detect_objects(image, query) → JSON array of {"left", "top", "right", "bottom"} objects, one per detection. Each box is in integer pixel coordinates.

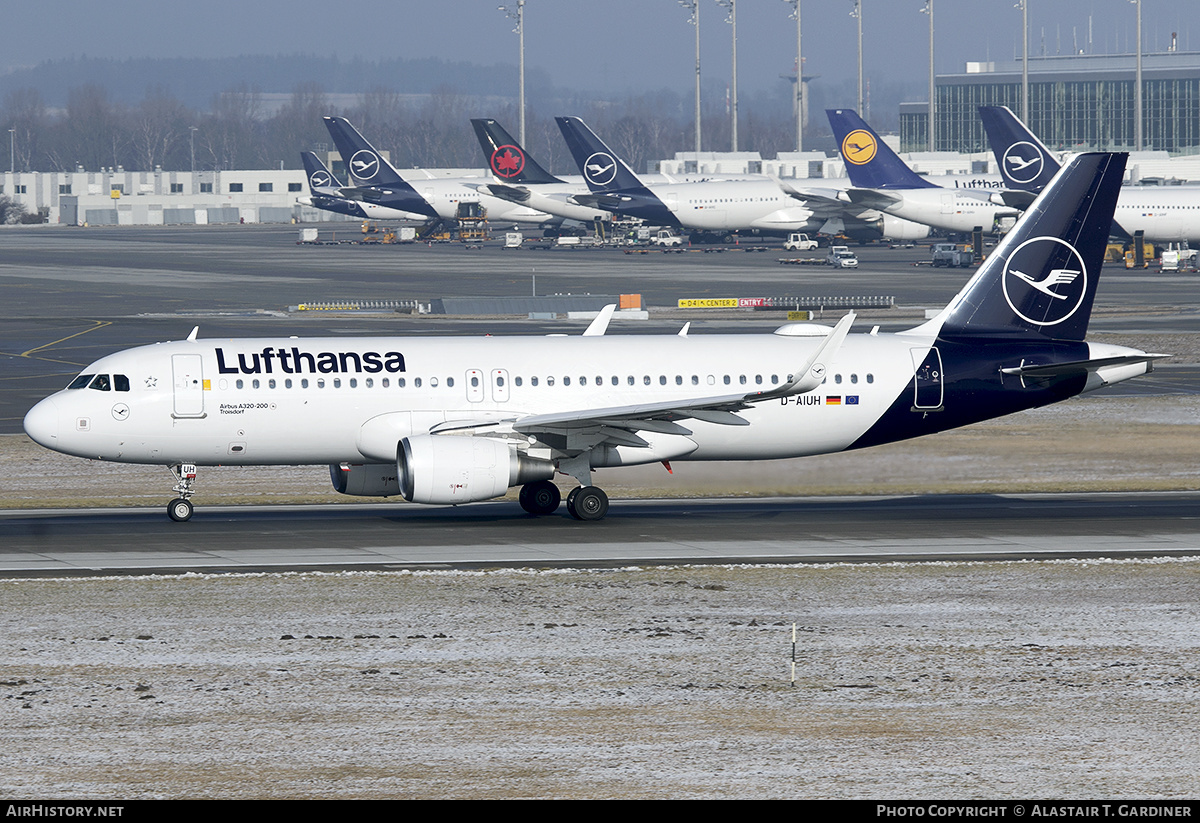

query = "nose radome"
[{"left": 23, "top": 397, "right": 60, "bottom": 449}]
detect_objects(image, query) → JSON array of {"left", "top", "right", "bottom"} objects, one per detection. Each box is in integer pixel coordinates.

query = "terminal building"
[
  {"left": 900, "top": 49, "right": 1200, "bottom": 155},
  {"left": 0, "top": 159, "right": 486, "bottom": 226}
]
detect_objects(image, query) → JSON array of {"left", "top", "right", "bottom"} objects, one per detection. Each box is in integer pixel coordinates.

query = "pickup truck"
[
  {"left": 650, "top": 229, "right": 684, "bottom": 247},
  {"left": 826, "top": 245, "right": 859, "bottom": 268},
  {"left": 784, "top": 233, "right": 818, "bottom": 251}
]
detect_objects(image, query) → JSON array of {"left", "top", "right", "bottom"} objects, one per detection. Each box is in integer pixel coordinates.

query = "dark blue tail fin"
[
  {"left": 322, "top": 116, "right": 437, "bottom": 218},
  {"left": 323, "top": 116, "right": 413, "bottom": 189},
  {"left": 554, "top": 116, "right": 648, "bottom": 193},
  {"left": 301, "top": 151, "right": 342, "bottom": 192},
  {"left": 937, "top": 152, "right": 1126, "bottom": 342},
  {"left": 979, "top": 106, "right": 1060, "bottom": 192},
  {"left": 826, "top": 109, "right": 938, "bottom": 190},
  {"left": 471, "top": 119, "right": 562, "bottom": 185}
]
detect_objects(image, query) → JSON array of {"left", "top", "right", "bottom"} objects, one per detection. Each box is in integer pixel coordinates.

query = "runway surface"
[{"left": 2, "top": 491, "right": 1198, "bottom": 575}]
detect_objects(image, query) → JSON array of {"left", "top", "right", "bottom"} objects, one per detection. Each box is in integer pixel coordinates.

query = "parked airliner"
[
  {"left": 980, "top": 105, "right": 1200, "bottom": 244},
  {"left": 470, "top": 118, "right": 612, "bottom": 224},
  {"left": 827, "top": 109, "right": 1023, "bottom": 235},
  {"left": 298, "top": 151, "right": 428, "bottom": 221},
  {"left": 555, "top": 116, "right": 822, "bottom": 235},
  {"left": 323, "top": 116, "right": 557, "bottom": 228},
  {"left": 23, "top": 153, "right": 1161, "bottom": 522}
]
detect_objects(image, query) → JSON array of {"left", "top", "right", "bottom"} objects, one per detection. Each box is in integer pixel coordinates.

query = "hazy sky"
[{"left": 4, "top": 0, "right": 1196, "bottom": 97}]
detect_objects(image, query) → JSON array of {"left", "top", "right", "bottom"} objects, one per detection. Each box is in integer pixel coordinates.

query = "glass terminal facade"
[{"left": 900, "top": 52, "right": 1200, "bottom": 155}]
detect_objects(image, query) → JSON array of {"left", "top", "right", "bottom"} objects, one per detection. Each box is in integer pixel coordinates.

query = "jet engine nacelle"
[
  {"left": 398, "top": 435, "right": 554, "bottom": 505},
  {"left": 329, "top": 463, "right": 402, "bottom": 497},
  {"left": 879, "top": 214, "right": 931, "bottom": 241}
]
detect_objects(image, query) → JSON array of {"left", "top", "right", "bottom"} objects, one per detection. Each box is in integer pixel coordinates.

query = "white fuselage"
[
  {"left": 1114, "top": 186, "right": 1200, "bottom": 243},
  {"left": 875, "top": 187, "right": 1018, "bottom": 234},
  {"left": 24, "top": 331, "right": 926, "bottom": 469},
  {"left": 406, "top": 176, "right": 554, "bottom": 225}
]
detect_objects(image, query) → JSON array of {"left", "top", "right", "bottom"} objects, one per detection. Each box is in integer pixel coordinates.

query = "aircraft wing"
[
  {"left": 432, "top": 313, "right": 855, "bottom": 449},
  {"left": 988, "top": 189, "right": 1039, "bottom": 210},
  {"left": 479, "top": 183, "right": 532, "bottom": 204},
  {"left": 838, "top": 188, "right": 903, "bottom": 209}
]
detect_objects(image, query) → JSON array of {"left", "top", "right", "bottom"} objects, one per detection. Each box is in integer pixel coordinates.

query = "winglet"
[
  {"left": 749, "top": 312, "right": 855, "bottom": 400},
  {"left": 583, "top": 304, "right": 616, "bottom": 337}
]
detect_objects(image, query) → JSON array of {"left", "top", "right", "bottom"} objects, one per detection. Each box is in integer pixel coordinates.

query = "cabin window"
[
  {"left": 611, "top": 376, "right": 619, "bottom": 386},
  {"left": 723, "top": 375, "right": 731, "bottom": 385},
  {"left": 236, "top": 379, "right": 244, "bottom": 389},
  {"left": 772, "top": 374, "right": 779, "bottom": 384},
  {"left": 365, "top": 378, "right": 373, "bottom": 388},
  {"left": 707, "top": 375, "right": 715, "bottom": 385},
  {"left": 68, "top": 374, "right": 95, "bottom": 389},
  {"left": 515, "top": 376, "right": 523, "bottom": 387},
  {"left": 447, "top": 377, "right": 454, "bottom": 387},
  {"left": 595, "top": 376, "right": 602, "bottom": 386},
  {"left": 317, "top": 378, "right": 325, "bottom": 388},
  {"left": 850, "top": 374, "right": 858, "bottom": 384},
  {"left": 414, "top": 378, "right": 421, "bottom": 388},
  {"left": 755, "top": 375, "right": 763, "bottom": 385},
  {"left": 285, "top": 379, "right": 293, "bottom": 389},
  {"left": 546, "top": 376, "right": 554, "bottom": 386},
  {"left": 430, "top": 377, "right": 439, "bottom": 387},
  {"left": 692, "top": 375, "right": 699, "bottom": 385},
  {"left": 398, "top": 378, "right": 406, "bottom": 388},
  {"left": 382, "top": 378, "right": 389, "bottom": 388},
  {"left": 252, "top": 379, "right": 261, "bottom": 389},
  {"left": 301, "top": 378, "right": 309, "bottom": 389},
  {"left": 493, "top": 376, "right": 502, "bottom": 388},
  {"left": 676, "top": 375, "right": 683, "bottom": 385},
  {"left": 643, "top": 375, "right": 651, "bottom": 386},
  {"left": 835, "top": 374, "right": 843, "bottom": 384},
  {"left": 332, "top": 378, "right": 341, "bottom": 388},
  {"left": 628, "top": 376, "right": 635, "bottom": 386},
  {"left": 268, "top": 379, "right": 276, "bottom": 389},
  {"left": 531, "top": 376, "right": 539, "bottom": 387},
  {"left": 739, "top": 375, "right": 747, "bottom": 385},
  {"left": 659, "top": 375, "right": 667, "bottom": 386},
  {"left": 564, "top": 376, "right": 571, "bottom": 386},
  {"left": 866, "top": 374, "right": 874, "bottom": 384}
]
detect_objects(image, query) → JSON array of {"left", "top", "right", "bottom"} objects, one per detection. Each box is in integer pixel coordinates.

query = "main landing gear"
[
  {"left": 167, "top": 462, "right": 197, "bottom": 522},
  {"left": 518, "top": 480, "right": 609, "bottom": 521}
]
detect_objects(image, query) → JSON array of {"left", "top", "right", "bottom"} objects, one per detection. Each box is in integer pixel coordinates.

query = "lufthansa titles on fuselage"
[{"left": 215, "top": 347, "right": 406, "bottom": 376}]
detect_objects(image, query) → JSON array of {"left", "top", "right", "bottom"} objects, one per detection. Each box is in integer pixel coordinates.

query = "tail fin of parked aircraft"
[
  {"left": 323, "top": 116, "right": 413, "bottom": 190},
  {"left": 471, "top": 119, "right": 562, "bottom": 185},
  {"left": 554, "top": 116, "right": 649, "bottom": 193},
  {"left": 935, "top": 152, "right": 1125, "bottom": 342},
  {"left": 301, "top": 151, "right": 342, "bottom": 192},
  {"left": 826, "top": 109, "right": 938, "bottom": 190},
  {"left": 979, "top": 106, "right": 1061, "bottom": 193}
]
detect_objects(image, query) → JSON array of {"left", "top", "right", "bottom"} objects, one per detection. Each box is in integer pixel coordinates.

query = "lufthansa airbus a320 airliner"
[{"left": 24, "top": 153, "right": 1162, "bottom": 522}]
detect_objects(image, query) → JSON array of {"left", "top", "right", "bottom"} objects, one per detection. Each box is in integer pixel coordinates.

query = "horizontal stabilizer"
[{"left": 1000, "top": 353, "right": 1168, "bottom": 377}]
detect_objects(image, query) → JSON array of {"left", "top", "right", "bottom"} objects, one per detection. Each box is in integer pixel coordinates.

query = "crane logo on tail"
[
  {"left": 841, "top": 130, "right": 877, "bottom": 165},
  {"left": 1002, "top": 236, "right": 1088, "bottom": 326},
  {"left": 1002, "top": 142, "right": 1045, "bottom": 184},
  {"left": 349, "top": 150, "right": 380, "bottom": 181},
  {"left": 584, "top": 152, "right": 617, "bottom": 186},
  {"left": 309, "top": 171, "right": 332, "bottom": 188}
]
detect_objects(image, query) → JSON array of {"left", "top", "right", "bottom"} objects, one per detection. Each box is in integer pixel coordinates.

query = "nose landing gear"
[{"left": 167, "top": 463, "right": 198, "bottom": 522}]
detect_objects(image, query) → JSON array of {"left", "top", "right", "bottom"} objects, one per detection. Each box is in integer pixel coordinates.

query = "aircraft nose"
[{"left": 23, "top": 397, "right": 60, "bottom": 449}]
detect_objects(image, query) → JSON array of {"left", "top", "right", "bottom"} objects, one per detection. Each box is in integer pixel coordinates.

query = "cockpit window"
[
  {"left": 88, "top": 374, "right": 111, "bottom": 392},
  {"left": 68, "top": 374, "right": 95, "bottom": 389},
  {"left": 114, "top": 374, "right": 130, "bottom": 392}
]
